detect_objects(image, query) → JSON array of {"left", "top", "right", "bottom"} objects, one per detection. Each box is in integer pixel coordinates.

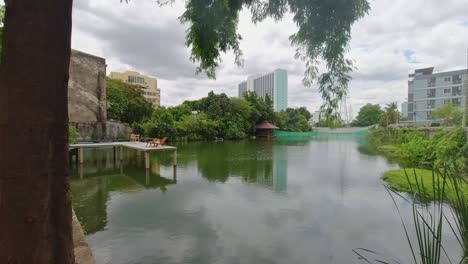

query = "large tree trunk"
[{"left": 0, "top": 0, "right": 75, "bottom": 263}]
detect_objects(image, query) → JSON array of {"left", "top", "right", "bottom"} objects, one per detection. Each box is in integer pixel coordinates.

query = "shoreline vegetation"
[
  {"left": 366, "top": 126, "right": 467, "bottom": 172},
  {"left": 361, "top": 126, "right": 468, "bottom": 263},
  {"left": 364, "top": 127, "right": 467, "bottom": 202},
  {"left": 383, "top": 168, "right": 468, "bottom": 203},
  {"left": 107, "top": 78, "right": 313, "bottom": 141}
]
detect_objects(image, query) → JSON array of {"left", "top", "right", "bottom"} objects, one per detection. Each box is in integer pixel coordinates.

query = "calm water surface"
[{"left": 70, "top": 136, "right": 459, "bottom": 264}]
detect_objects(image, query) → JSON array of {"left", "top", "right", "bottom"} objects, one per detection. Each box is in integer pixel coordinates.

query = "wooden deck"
[{"left": 70, "top": 141, "right": 177, "bottom": 169}]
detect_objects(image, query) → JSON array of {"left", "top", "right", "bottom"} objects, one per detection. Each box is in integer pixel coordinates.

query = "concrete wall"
[
  {"left": 106, "top": 120, "right": 132, "bottom": 139},
  {"left": 68, "top": 50, "right": 107, "bottom": 139}
]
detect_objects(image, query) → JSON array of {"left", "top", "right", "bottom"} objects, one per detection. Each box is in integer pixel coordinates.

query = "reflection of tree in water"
[
  {"left": 70, "top": 176, "right": 108, "bottom": 235},
  {"left": 69, "top": 148, "right": 177, "bottom": 234},
  {"left": 191, "top": 141, "right": 287, "bottom": 192},
  {"left": 194, "top": 141, "right": 273, "bottom": 183}
]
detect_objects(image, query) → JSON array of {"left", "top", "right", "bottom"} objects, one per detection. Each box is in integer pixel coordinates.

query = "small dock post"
[
  {"left": 145, "top": 169, "right": 150, "bottom": 185},
  {"left": 119, "top": 146, "right": 123, "bottom": 161},
  {"left": 79, "top": 164, "right": 84, "bottom": 179},
  {"left": 144, "top": 151, "right": 150, "bottom": 169},
  {"left": 173, "top": 150, "right": 177, "bottom": 166},
  {"left": 78, "top": 148, "right": 84, "bottom": 164}
]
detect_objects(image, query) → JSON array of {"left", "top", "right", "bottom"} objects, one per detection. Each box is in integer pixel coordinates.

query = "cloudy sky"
[{"left": 69, "top": 0, "right": 468, "bottom": 117}]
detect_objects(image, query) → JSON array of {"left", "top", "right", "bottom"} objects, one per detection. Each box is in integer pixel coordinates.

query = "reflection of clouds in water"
[{"left": 74, "top": 140, "right": 460, "bottom": 264}]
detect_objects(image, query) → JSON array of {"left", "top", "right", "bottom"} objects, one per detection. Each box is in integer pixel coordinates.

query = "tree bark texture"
[{"left": 0, "top": 0, "right": 75, "bottom": 263}]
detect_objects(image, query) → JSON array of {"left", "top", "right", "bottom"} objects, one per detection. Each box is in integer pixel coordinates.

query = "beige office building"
[{"left": 110, "top": 70, "right": 161, "bottom": 108}]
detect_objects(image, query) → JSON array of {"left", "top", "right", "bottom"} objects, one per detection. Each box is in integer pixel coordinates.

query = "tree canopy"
[
  {"left": 431, "top": 103, "right": 463, "bottom": 126},
  {"left": 352, "top": 103, "right": 383, "bottom": 127},
  {"left": 106, "top": 78, "right": 153, "bottom": 124},
  {"left": 135, "top": 91, "right": 311, "bottom": 140},
  {"left": 275, "top": 108, "right": 312, "bottom": 132},
  {"left": 162, "top": 0, "right": 370, "bottom": 124},
  {"left": 379, "top": 102, "right": 399, "bottom": 127}
]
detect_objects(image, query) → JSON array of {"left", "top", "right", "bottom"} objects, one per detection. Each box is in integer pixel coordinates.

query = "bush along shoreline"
[
  {"left": 106, "top": 78, "right": 314, "bottom": 141},
  {"left": 365, "top": 127, "right": 467, "bottom": 202},
  {"left": 358, "top": 127, "right": 468, "bottom": 263},
  {"left": 367, "top": 127, "right": 467, "bottom": 170}
]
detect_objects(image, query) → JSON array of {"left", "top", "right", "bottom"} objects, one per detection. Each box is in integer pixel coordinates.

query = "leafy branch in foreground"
[
  {"left": 178, "top": 0, "right": 370, "bottom": 124},
  {"left": 121, "top": 0, "right": 370, "bottom": 125}
]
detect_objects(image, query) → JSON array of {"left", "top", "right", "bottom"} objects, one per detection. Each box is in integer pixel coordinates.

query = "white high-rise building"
[{"left": 238, "top": 69, "right": 288, "bottom": 112}]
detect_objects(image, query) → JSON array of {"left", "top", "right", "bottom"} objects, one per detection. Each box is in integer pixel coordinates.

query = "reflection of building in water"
[
  {"left": 253, "top": 144, "right": 288, "bottom": 193},
  {"left": 273, "top": 145, "right": 287, "bottom": 193}
]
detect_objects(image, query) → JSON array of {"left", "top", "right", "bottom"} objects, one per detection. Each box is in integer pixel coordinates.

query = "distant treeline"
[{"left": 106, "top": 78, "right": 312, "bottom": 140}]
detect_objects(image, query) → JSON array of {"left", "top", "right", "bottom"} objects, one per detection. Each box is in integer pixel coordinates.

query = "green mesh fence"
[{"left": 273, "top": 129, "right": 368, "bottom": 144}]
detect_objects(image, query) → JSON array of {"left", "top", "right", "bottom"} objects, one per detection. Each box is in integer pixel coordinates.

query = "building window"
[
  {"left": 452, "top": 98, "right": 461, "bottom": 106},
  {"left": 444, "top": 77, "right": 452, "bottom": 82},
  {"left": 128, "top": 76, "right": 145, "bottom": 85},
  {"left": 427, "top": 100, "right": 435, "bottom": 109},
  {"left": 444, "top": 88, "right": 451, "bottom": 94},
  {"left": 427, "top": 77, "right": 436, "bottom": 87},
  {"left": 452, "top": 86, "right": 461, "bottom": 96},
  {"left": 452, "top": 74, "right": 462, "bottom": 84},
  {"left": 408, "top": 93, "right": 414, "bottom": 102},
  {"left": 427, "top": 89, "right": 436, "bottom": 98}
]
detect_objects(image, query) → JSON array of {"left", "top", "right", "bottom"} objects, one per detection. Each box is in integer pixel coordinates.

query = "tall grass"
[
  {"left": 355, "top": 167, "right": 467, "bottom": 264},
  {"left": 444, "top": 166, "right": 468, "bottom": 261}
]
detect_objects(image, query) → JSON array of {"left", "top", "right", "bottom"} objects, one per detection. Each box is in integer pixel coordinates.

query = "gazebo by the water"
[{"left": 255, "top": 121, "right": 279, "bottom": 140}]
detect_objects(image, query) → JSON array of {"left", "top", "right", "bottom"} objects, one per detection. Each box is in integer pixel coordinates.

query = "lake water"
[{"left": 70, "top": 136, "right": 460, "bottom": 264}]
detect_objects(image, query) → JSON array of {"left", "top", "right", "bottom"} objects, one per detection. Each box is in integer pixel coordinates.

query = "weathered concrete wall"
[
  {"left": 68, "top": 50, "right": 107, "bottom": 139},
  {"left": 73, "top": 209, "right": 95, "bottom": 264},
  {"left": 69, "top": 121, "right": 106, "bottom": 141},
  {"left": 106, "top": 120, "right": 132, "bottom": 139}
]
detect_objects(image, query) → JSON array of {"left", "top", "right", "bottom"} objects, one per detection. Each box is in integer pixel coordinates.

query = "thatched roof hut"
[{"left": 255, "top": 121, "right": 279, "bottom": 140}]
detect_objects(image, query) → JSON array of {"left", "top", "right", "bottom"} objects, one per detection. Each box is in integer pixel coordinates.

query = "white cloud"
[{"left": 69, "top": 0, "right": 468, "bottom": 117}]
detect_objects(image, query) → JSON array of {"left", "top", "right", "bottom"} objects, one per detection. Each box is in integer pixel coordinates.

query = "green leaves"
[
  {"left": 68, "top": 125, "right": 80, "bottom": 144},
  {"left": 353, "top": 104, "right": 383, "bottom": 127},
  {"left": 0, "top": 4, "right": 4, "bottom": 27},
  {"left": 181, "top": 0, "right": 370, "bottom": 122},
  {"left": 180, "top": 0, "right": 244, "bottom": 79},
  {"left": 275, "top": 107, "right": 312, "bottom": 132},
  {"left": 106, "top": 78, "right": 153, "bottom": 124},
  {"left": 430, "top": 103, "right": 463, "bottom": 126}
]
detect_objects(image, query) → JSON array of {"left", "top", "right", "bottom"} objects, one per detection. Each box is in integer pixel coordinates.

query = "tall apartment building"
[
  {"left": 238, "top": 69, "right": 288, "bottom": 112},
  {"left": 110, "top": 70, "right": 161, "bottom": 108},
  {"left": 407, "top": 67, "right": 467, "bottom": 124},
  {"left": 401, "top": 102, "right": 408, "bottom": 119}
]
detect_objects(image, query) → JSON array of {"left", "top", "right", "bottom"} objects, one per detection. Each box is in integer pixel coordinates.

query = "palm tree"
[{"left": 385, "top": 102, "right": 400, "bottom": 125}]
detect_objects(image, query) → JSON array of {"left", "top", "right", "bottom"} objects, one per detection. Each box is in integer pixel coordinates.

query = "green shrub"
[
  {"left": 68, "top": 125, "right": 80, "bottom": 144},
  {"left": 400, "top": 134, "right": 434, "bottom": 167},
  {"left": 368, "top": 127, "right": 466, "bottom": 171},
  {"left": 131, "top": 122, "right": 145, "bottom": 136}
]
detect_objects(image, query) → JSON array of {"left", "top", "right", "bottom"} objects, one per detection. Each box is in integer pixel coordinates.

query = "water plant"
[{"left": 355, "top": 166, "right": 467, "bottom": 264}]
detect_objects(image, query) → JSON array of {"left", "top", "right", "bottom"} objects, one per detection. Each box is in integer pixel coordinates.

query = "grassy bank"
[
  {"left": 383, "top": 169, "right": 468, "bottom": 203},
  {"left": 367, "top": 127, "right": 467, "bottom": 169}
]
